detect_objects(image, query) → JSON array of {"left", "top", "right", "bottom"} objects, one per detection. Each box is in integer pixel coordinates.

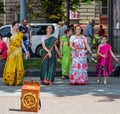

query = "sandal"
[{"left": 96, "top": 79, "right": 102, "bottom": 84}]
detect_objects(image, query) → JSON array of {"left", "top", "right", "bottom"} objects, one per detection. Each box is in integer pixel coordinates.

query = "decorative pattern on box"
[{"left": 21, "top": 80, "right": 40, "bottom": 112}]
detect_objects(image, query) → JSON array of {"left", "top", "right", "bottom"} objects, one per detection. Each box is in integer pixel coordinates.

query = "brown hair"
[
  {"left": 12, "top": 21, "right": 18, "bottom": 27},
  {"left": 64, "top": 28, "right": 72, "bottom": 34},
  {"left": 74, "top": 24, "right": 83, "bottom": 34},
  {"left": 74, "top": 25, "right": 82, "bottom": 30}
]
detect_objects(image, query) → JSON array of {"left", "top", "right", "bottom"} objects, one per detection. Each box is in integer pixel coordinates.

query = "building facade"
[
  {"left": 79, "top": 0, "right": 120, "bottom": 55},
  {"left": 70, "top": 0, "right": 108, "bottom": 25},
  {"left": 0, "top": 0, "right": 46, "bottom": 25},
  {"left": 0, "top": 0, "right": 108, "bottom": 25},
  {"left": 0, "top": 0, "right": 119, "bottom": 54}
]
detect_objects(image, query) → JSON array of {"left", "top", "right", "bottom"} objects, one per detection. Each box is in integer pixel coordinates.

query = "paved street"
[{"left": 0, "top": 76, "right": 120, "bottom": 114}]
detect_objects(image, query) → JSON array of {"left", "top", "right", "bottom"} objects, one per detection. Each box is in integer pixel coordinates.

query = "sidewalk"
[{"left": 0, "top": 77, "right": 120, "bottom": 114}]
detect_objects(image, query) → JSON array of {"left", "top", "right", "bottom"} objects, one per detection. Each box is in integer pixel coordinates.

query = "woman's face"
[
  {"left": 75, "top": 26, "right": 81, "bottom": 35},
  {"left": 13, "top": 23, "right": 19, "bottom": 30},
  {"left": 68, "top": 30, "right": 72, "bottom": 36},
  {"left": 46, "top": 26, "right": 53, "bottom": 34},
  {"left": 101, "top": 37, "right": 107, "bottom": 44}
]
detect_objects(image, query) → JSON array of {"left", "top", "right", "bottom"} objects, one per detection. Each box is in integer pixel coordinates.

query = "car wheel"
[{"left": 36, "top": 45, "right": 43, "bottom": 58}]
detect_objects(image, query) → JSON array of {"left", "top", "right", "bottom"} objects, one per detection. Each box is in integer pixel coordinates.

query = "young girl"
[{"left": 96, "top": 36, "right": 119, "bottom": 84}]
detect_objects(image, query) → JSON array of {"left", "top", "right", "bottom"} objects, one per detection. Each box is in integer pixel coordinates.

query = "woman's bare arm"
[
  {"left": 6, "top": 38, "right": 10, "bottom": 51},
  {"left": 54, "top": 44, "right": 61, "bottom": 58},
  {"left": 21, "top": 40, "right": 26, "bottom": 52},
  {"left": 60, "top": 41, "right": 63, "bottom": 54},
  {"left": 70, "top": 42, "right": 76, "bottom": 51},
  {"left": 42, "top": 42, "right": 50, "bottom": 53},
  {"left": 85, "top": 42, "right": 92, "bottom": 54},
  {"left": 110, "top": 49, "right": 119, "bottom": 61}
]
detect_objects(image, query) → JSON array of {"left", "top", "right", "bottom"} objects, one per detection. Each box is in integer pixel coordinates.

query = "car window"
[
  {"left": 0, "top": 27, "right": 11, "bottom": 37},
  {"left": 31, "top": 25, "right": 55, "bottom": 35}
]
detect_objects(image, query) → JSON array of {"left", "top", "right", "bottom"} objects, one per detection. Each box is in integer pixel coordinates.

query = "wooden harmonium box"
[{"left": 21, "top": 80, "right": 41, "bottom": 112}]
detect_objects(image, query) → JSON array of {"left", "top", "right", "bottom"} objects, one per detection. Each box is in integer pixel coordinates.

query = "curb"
[
  {"left": 25, "top": 69, "right": 62, "bottom": 77},
  {"left": 0, "top": 61, "right": 118, "bottom": 77}
]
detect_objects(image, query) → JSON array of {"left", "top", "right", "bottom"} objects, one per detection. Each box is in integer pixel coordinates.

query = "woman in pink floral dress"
[{"left": 69, "top": 25, "right": 94, "bottom": 85}]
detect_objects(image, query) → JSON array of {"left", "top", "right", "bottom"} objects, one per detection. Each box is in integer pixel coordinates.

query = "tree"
[
  {"left": 27, "top": 0, "right": 103, "bottom": 23},
  {"left": 27, "top": 0, "right": 64, "bottom": 22},
  {"left": 27, "top": 0, "right": 82, "bottom": 22},
  {"left": 0, "top": 1, "right": 4, "bottom": 14}
]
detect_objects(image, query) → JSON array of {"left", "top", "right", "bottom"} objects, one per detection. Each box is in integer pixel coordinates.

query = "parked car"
[{"left": 0, "top": 23, "right": 59, "bottom": 57}]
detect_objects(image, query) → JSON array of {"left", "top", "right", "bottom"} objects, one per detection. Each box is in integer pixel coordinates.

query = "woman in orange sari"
[{"left": 3, "top": 21, "right": 29, "bottom": 86}]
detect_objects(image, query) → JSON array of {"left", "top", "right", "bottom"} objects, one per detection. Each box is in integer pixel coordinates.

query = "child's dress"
[{"left": 96, "top": 43, "right": 113, "bottom": 76}]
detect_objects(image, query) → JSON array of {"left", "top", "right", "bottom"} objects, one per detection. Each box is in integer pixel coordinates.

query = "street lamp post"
[
  {"left": 20, "top": 0, "right": 27, "bottom": 23},
  {"left": 3, "top": 0, "right": 6, "bottom": 25},
  {"left": 108, "top": 0, "right": 113, "bottom": 44},
  {"left": 66, "top": 0, "right": 70, "bottom": 27}
]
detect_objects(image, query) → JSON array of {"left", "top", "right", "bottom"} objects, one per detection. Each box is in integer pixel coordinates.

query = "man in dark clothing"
[
  {"left": 84, "top": 19, "right": 95, "bottom": 48},
  {"left": 84, "top": 19, "right": 95, "bottom": 62},
  {"left": 19, "top": 19, "right": 34, "bottom": 58}
]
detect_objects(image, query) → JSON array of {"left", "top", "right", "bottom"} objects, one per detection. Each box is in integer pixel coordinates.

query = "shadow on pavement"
[
  {"left": 93, "top": 94, "right": 120, "bottom": 102},
  {"left": 0, "top": 77, "right": 120, "bottom": 102},
  {"left": 9, "top": 109, "right": 21, "bottom": 112}
]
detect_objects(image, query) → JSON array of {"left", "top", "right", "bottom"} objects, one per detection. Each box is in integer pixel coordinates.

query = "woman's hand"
[
  {"left": 91, "top": 53, "right": 97, "bottom": 58},
  {"left": 7, "top": 49, "right": 11, "bottom": 55},
  {"left": 48, "top": 52, "right": 52, "bottom": 58},
  {"left": 25, "top": 51, "right": 30, "bottom": 59},
  {"left": 59, "top": 54, "right": 62, "bottom": 59},
  {"left": 114, "top": 57, "right": 119, "bottom": 62},
  {"left": 102, "top": 54, "right": 106, "bottom": 58}
]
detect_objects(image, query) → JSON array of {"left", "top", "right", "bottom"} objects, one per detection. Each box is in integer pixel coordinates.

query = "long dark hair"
[
  {"left": 12, "top": 21, "right": 18, "bottom": 27},
  {"left": 64, "top": 28, "right": 72, "bottom": 34}
]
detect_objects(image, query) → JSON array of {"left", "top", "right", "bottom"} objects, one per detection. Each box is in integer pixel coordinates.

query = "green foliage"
[
  {"left": 82, "top": 0, "right": 93, "bottom": 4},
  {"left": 0, "top": 1, "right": 4, "bottom": 14},
  {"left": 27, "top": 0, "right": 104, "bottom": 23},
  {"left": 23, "top": 58, "right": 61, "bottom": 70},
  {"left": 46, "top": 0, "right": 65, "bottom": 22},
  {"left": 24, "top": 58, "right": 41, "bottom": 70},
  {"left": 27, "top": 0, "right": 80, "bottom": 22},
  {"left": 27, "top": 0, "right": 64, "bottom": 22}
]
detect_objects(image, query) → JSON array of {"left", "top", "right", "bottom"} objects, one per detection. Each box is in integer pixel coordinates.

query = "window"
[
  {"left": 31, "top": 25, "right": 55, "bottom": 35},
  {"left": 100, "top": 0, "right": 108, "bottom": 15},
  {"left": 99, "top": 0, "right": 108, "bottom": 25}
]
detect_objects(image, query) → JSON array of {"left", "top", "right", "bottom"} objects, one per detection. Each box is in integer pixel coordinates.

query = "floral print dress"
[{"left": 69, "top": 35, "right": 88, "bottom": 85}]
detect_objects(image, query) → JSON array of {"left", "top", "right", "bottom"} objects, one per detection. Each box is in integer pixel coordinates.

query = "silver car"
[{"left": 0, "top": 23, "right": 59, "bottom": 57}]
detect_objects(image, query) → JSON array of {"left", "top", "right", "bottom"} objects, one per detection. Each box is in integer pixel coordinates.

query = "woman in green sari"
[
  {"left": 60, "top": 28, "right": 72, "bottom": 79},
  {"left": 40, "top": 25, "right": 61, "bottom": 85}
]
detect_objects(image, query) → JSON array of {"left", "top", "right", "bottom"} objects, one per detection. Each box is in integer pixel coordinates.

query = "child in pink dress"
[{"left": 96, "top": 36, "right": 119, "bottom": 84}]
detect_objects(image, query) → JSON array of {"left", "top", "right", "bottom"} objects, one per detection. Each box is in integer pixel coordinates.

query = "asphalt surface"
[{"left": 0, "top": 76, "right": 120, "bottom": 114}]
